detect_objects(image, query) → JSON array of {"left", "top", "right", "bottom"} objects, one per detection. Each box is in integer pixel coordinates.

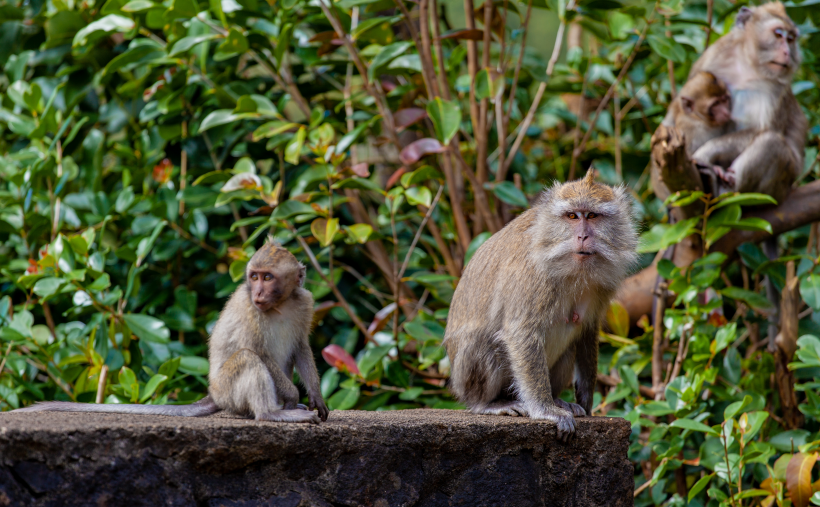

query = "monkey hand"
[
  {"left": 531, "top": 405, "right": 576, "bottom": 443},
  {"left": 713, "top": 165, "right": 736, "bottom": 187},
  {"left": 308, "top": 394, "right": 329, "bottom": 422}
]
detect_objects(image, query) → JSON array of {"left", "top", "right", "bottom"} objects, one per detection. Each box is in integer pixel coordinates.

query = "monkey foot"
[
  {"left": 473, "top": 401, "right": 529, "bottom": 417},
  {"left": 555, "top": 398, "right": 586, "bottom": 417},
  {"left": 713, "top": 165, "right": 736, "bottom": 186}
]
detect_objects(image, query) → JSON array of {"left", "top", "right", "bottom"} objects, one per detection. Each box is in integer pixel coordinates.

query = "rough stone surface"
[{"left": 0, "top": 409, "right": 633, "bottom": 507}]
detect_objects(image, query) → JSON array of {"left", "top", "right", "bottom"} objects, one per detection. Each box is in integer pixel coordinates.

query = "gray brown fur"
[
  {"left": 14, "top": 240, "right": 327, "bottom": 424},
  {"left": 443, "top": 171, "right": 638, "bottom": 440},
  {"left": 688, "top": 2, "right": 806, "bottom": 203}
]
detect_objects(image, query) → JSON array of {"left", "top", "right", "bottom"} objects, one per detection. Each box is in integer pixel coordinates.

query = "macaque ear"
[
  {"left": 735, "top": 6, "right": 753, "bottom": 27},
  {"left": 681, "top": 97, "right": 695, "bottom": 114},
  {"left": 297, "top": 264, "right": 306, "bottom": 287}
]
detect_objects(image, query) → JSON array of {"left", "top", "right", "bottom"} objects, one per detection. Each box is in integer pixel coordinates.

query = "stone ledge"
[{"left": 0, "top": 409, "right": 633, "bottom": 506}]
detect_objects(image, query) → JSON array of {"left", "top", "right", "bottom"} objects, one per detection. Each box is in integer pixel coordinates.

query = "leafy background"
[{"left": 1, "top": 0, "right": 820, "bottom": 505}]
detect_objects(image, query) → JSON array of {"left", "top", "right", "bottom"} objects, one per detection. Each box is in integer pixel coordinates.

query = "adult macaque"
[
  {"left": 690, "top": 2, "right": 806, "bottom": 203},
  {"left": 16, "top": 240, "right": 328, "bottom": 424},
  {"left": 443, "top": 171, "right": 638, "bottom": 441}
]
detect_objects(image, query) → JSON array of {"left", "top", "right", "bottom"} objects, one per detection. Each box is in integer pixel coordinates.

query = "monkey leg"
[
  {"left": 729, "top": 131, "right": 799, "bottom": 203},
  {"left": 691, "top": 129, "right": 758, "bottom": 170},
  {"left": 574, "top": 327, "right": 599, "bottom": 416},
  {"left": 448, "top": 336, "right": 512, "bottom": 411},
  {"left": 505, "top": 329, "right": 576, "bottom": 442},
  {"left": 211, "top": 348, "right": 319, "bottom": 424},
  {"left": 258, "top": 351, "right": 301, "bottom": 410},
  {"left": 549, "top": 346, "right": 586, "bottom": 418}
]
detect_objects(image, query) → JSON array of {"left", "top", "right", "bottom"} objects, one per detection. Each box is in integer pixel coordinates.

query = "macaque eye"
[
  {"left": 586, "top": 212, "right": 598, "bottom": 219},
  {"left": 250, "top": 273, "right": 258, "bottom": 281},
  {"left": 264, "top": 273, "right": 273, "bottom": 281},
  {"left": 567, "top": 212, "right": 579, "bottom": 220}
]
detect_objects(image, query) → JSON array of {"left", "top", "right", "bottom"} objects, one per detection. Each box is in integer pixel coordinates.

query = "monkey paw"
[
  {"left": 532, "top": 407, "right": 576, "bottom": 442},
  {"left": 713, "top": 165, "right": 736, "bottom": 186},
  {"left": 554, "top": 398, "right": 586, "bottom": 417}
]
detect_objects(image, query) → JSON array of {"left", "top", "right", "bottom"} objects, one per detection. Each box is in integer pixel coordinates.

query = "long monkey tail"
[{"left": 12, "top": 395, "right": 220, "bottom": 417}]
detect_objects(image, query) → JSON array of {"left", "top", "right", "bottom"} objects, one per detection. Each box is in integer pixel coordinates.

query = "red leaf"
[
  {"left": 380, "top": 80, "right": 397, "bottom": 92},
  {"left": 367, "top": 302, "right": 397, "bottom": 335},
  {"left": 322, "top": 344, "right": 360, "bottom": 376},
  {"left": 350, "top": 163, "right": 370, "bottom": 177},
  {"left": 438, "top": 28, "right": 484, "bottom": 41},
  {"left": 153, "top": 158, "right": 173, "bottom": 184},
  {"left": 394, "top": 108, "right": 428, "bottom": 131},
  {"left": 312, "top": 301, "right": 340, "bottom": 325},
  {"left": 309, "top": 31, "right": 339, "bottom": 43},
  {"left": 786, "top": 452, "right": 818, "bottom": 507},
  {"left": 399, "top": 138, "right": 446, "bottom": 165},
  {"left": 385, "top": 167, "right": 407, "bottom": 189}
]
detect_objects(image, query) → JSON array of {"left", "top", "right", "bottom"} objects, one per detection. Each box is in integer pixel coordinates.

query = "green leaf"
[
  {"left": 800, "top": 274, "right": 820, "bottom": 311},
  {"left": 274, "top": 23, "right": 293, "bottom": 65},
  {"left": 73, "top": 14, "right": 134, "bottom": 47},
  {"left": 493, "top": 181, "right": 528, "bottom": 207},
  {"left": 399, "top": 386, "right": 424, "bottom": 400},
  {"left": 670, "top": 418, "right": 718, "bottom": 435},
  {"left": 252, "top": 121, "right": 298, "bottom": 141},
  {"left": 136, "top": 221, "right": 166, "bottom": 266},
  {"left": 33, "top": 277, "right": 64, "bottom": 298},
  {"left": 216, "top": 28, "right": 248, "bottom": 58},
  {"left": 358, "top": 344, "right": 393, "bottom": 377},
  {"left": 121, "top": 0, "right": 154, "bottom": 12},
  {"left": 328, "top": 386, "right": 360, "bottom": 410},
  {"left": 123, "top": 314, "right": 171, "bottom": 344},
  {"left": 368, "top": 42, "right": 411, "bottom": 81},
  {"left": 169, "top": 34, "right": 219, "bottom": 56},
  {"left": 637, "top": 224, "right": 667, "bottom": 254},
  {"left": 724, "top": 395, "right": 751, "bottom": 420},
  {"left": 712, "top": 193, "right": 778, "bottom": 209},
  {"left": 722, "top": 217, "right": 772, "bottom": 234},
  {"left": 272, "top": 200, "right": 315, "bottom": 220},
  {"left": 87, "top": 273, "right": 111, "bottom": 291},
  {"left": 178, "top": 356, "right": 209, "bottom": 375},
  {"left": 720, "top": 287, "right": 774, "bottom": 312},
  {"left": 284, "top": 126, "right": 306, "bottom": 164},
  {"left": 647, "top": 34, "right": 686, "bottom": 63},
  {"left": 465, "top": 232, "right": 492, "bottom": 266},
  {"left": 310, "top": 218, "right": 339, "bottom": 247},
  {"left": 405, "top": 186, "right": 432, "bottom": 207},
  {"left": 336, "top": 115, "right": 381, "bottom": 155},
  {"left": 475, "top": 68, "right": 504, "bottom": 101},
  {"left": 332, "top": 177, "right": 385, "bottom": 194},
  {"left": 688, "top": 473, "right": 714, "bottom": 502},
  {"left": 199, "top": 109, "right": 240, "bottom": 132},
  {"left": 426, "top": 97, "right": 461, "bottom": 145},
  {"left": 139, "top": 374, "right": 168, "bottom": 402},
  {"left": 344, "top": 223, "right": 373, "bottom": 244},
  {"left": 118, "top": 366, "right": 137, "bottom": 392},
  {"left": 660, "top": 217, "right": 700, "bottom": 249}
]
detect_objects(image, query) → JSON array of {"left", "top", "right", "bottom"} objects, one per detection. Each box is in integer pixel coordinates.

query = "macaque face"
[
  {"left": 248, "top": 269, "right": 288, "bottom": 312},
  {"left": 706, "top": 94, "right": 732, "bottom": 125},
  {"left": 564, "top": 210, "right": 601, "bottom": 262},
  {"left": 758, "top": 18, "right": 799, "bottom": 78}
]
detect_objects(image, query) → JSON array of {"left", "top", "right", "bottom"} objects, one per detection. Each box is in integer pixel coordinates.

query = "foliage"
[{"left": 1, "top": 0, "right": 820, "bottom": 504}]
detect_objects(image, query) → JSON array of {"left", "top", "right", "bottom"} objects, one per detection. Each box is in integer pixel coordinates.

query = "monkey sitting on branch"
[
  {"left": 443, "top": 171, "right": 638, "bottom": 441},
  {"left": 15, "top": 239, "right": 329, "bottom": 424}
]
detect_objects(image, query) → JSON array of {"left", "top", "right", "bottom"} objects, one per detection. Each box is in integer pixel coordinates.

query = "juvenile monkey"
[
  {"left": 444, "top": 171, "right": 638, "bottom": 441},
  {"left": 689, "top": 2, "right": 806, "bottom": 203},
  {"left": 653, "top": 71, "right": 734, "bottom": 198},
  {"left": 663, "top": 71, "right": 733, "bottom": 157},
  {"left": 15, "top": 240, "right": 328, "bottom": 424}
]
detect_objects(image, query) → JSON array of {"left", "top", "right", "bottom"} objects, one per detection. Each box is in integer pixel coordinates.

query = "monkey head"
[
  {"left": 534, "top": 170, "right": 638, "bottom": 285},
  {"left": 680, "top": 71, "right": 732, "bottom": 127},
  {"left": 736, "top": 2, "right": 800, "bottom": 83},
  {"left": 246, "top": 240, "right": 307, "bottom": 313}
]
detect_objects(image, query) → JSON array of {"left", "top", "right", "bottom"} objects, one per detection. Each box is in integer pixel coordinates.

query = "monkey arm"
[
  {"left": 691, "top": 129, "right": 758, "bottom": 169},
  {"left": 294, "top": 340, "right": 329, "bottom": 421},
  {"left": 257, "top": 352, "right": 301, "bottom": 410},
  {"left": 574, "top": 326, "right": 599, "bottom": 416}
]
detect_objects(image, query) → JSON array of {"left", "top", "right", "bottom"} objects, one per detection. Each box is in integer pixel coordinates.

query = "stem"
[
  {"left": 721, "top": 421, "right": 738, "bottom": 507},
  {"left": 96, "top": 365, "right": 108, "bottom": 404},
  {"left": 397, "top": 185, "right": 445, "bottom": 282},
  {"left": 500, "top": 0, "right": 533, "bottom": 160},
  {"left": 665, "top": 17, "right": 676, "bottom": 101},
  {"left": 294, "top": 232, "right": 374, "bottom": 343},
  {"left": 614, "top": 89, "right": 622, "bottom": 178},
  {"left": 502, "top": 1, "right": 573, "bottom": 176},
  {"left": 569, "top": 21, "right": 650, "bottom": 179},
  {"left": 704, "top": 0, "right": 714, "bottom": 50},
  {"left": 431, "top": 0, "right": 451, "bottom": 100},
  {"left": 178, "top": 121, "right": 188, "bottom": 216}
]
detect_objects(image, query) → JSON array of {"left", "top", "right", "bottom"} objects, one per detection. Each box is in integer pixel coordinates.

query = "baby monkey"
[
  {"left": 15, "top": 239, "right": 328, "bottom": 424},
  {"left": 444, "top": 171, "right": 638, "bottom": 441},
  {"left": 654, "top": 71, "right": 734, "bottom": 198}
]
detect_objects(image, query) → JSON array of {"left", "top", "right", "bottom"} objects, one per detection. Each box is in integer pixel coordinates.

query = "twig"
[
  {"left": 704, "top": 0, "right": 714, "bottom": 50},
  {"left": 500, "top": 0, "right": 533, "bottom": 171},
  {"left": 502, "top": 0, "right": 575, "bottom": 176},
  {"left": 431, "top": 0, "right": 452, "bottom": 100},
  {"left": 665, "top": 17, "right": 676, "bottom": 101},
  {"left": 402, "top": 360, "right": 449, "bottom": 379},
  {"left": 634, "top": 479, "right": 653, "bottom": 498},
  {"left": 0, "top": 342, "right": 13, "bottom": 377},
  {"left": 652, "top": 282, "right": 667, "bottom": 398},
  {"left": 397, "top": 185, "right": 445, "bottom": 282},
  {"left": 179, "top": 121, "right": 188, "bottom": 216},
  {"left": 294, "top": 232, "right": 374, "bottom": 343},
  {"left": 569, "top": 21, "right": 651, "bottom": 179},
  {"left": 668, "top": 328, "right": 690, "bottom": 384},
  {"left": 96, "top": 365, "right": 109, "bottom": 404}
]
